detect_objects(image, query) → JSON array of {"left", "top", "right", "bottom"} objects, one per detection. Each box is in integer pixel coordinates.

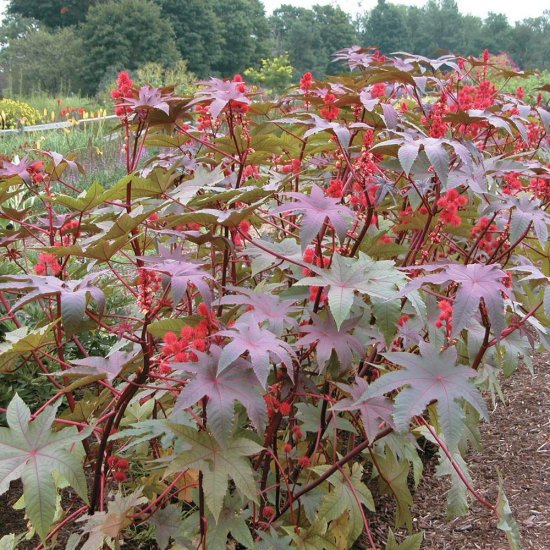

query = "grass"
[
  {"left": 0, "top": 118, "right": 126, "bottom": 188},
  {"left": 8, "top": 93, "right": 107, "bottom": 119}
]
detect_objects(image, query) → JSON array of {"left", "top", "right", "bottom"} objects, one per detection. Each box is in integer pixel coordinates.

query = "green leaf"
[
  {"left": 0, "top": 395, "right": 89, "bottom": 540},
  {"left": 296, "top": 253, "right": 407, "bottom": 329},
  {"left": 51, "top": 182, "right": 112, "bottom": 212},
  {"left": 372, "top": 298, "right": 402, "bottom": 345},
  {"left": 167, "top": 425, "right": 262, "bottom": 522},
  {"left": 0, "top": 325, "right": 55, "bottom": 373},
  {"left": 373, "top": 448, "right": 413, "bottom": 530},
  {"left": 385, "top": 529, "right": 423, "bottom": 550},
  {"left": 496, "top": 474, "right": 522, "bottom": 550},
  {"left": 314, "top": 463, "right": 375, "bottom": 546},
  {"left": 361, "top": 342, "right": 488, "bottom": 450}
]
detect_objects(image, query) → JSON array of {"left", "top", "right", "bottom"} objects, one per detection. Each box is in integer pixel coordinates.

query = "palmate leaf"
[
  {"left": 297, "top": 313, "right": 364, "bottom": 373},
  {"left": 67, "top": 349, "right": 140, "bottom": 382},
  {"left": 271, "top": 184, "right": 353, "bottom": 250},
  {"left": 0, "top": 272, "right": 105, "bottom": 337},
  {"left": 385, "top": 530, "right": 423, "bottom": 550},
  {"left": 172, "top": 345, "right": 267, "bottom": 443},
  {"left": 190, "top": 77, "right": 251, "bottom": 119},
  {"left": 359, "top": 342, "right": 488, "bottom": 450},
  {"left": 313, "top": 463, "right": 375, "bottom": 545},
  {"left": 0, "top": 325, "right": 55, "bottom": 373},
  {"left": 372, "top": 448, "right": 413, "bottom": 530},
  {"left": 496, "top": 474, "right": 522, "bottom": 550},
  {"left": 202, "top": 495, "right": 254, "bottom": 549},
  {"left": 139, "top": 246, "right": 213, "bottom": 306},
  {"left": 296, "top": 253, "right": 407, "bottom": 329},
  {"left": 333, "top": 377, "right": 394, "bottom": 442},
  {"left": 218, "top": 322, "right": 295, "bottom": 388},
  {"left": 146, "top": 503, "right": 183, "bottom": 550},
  {"left": 76, "top": 490, "right": 147, "bottom": 550},
  {"left": 217, "top": 286, "right": 298, "bottom": 335},
  {"left": 403, "top": 263, "right": 510, "bottom": 338},
  {"left": 167, "top": 425, "right": 262, "bottom": 522},
  {"left": 0, "top": 395, "right": 89, "bottom": 540}
]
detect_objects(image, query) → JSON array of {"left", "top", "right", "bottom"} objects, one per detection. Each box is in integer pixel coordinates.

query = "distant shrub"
[
  {"left": 0, "top": 98, "right": 42, "bottom": 128},
  {"left": 136, "top": 61, "right": 197, "bottom": 94}
]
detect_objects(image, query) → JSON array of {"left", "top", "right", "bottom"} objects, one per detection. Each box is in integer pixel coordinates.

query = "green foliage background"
[{"left": 0, "top": 0, "right": 548, "bottom": 97}]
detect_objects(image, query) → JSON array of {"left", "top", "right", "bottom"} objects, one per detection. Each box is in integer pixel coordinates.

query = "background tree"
[
  {"left": 211, "top": 0, "right": 271, "bottom": 76},
  {"left": 0, "top": 12, "right": 38, "bottom": 48},
  {"left": 8, "top": 0, "right": 101, "bottom": 28},
  {"left": 244, "top": 53, "right": 294, "bottom": 94},
  {"left": 80, "top": 0, "right": 180, "bottom": 95},
  {"left": 155, "top": 0, "right": 224, "bottom": 77},
  {"left": 362, "top": 0, "right": 409, "bottom": 54},
  {"left": 270, "top": 4, "right": 355, "bottom": 77},
  {"left": 311, "top": 5, "right": 357, "bottom": 74},
  {"left": 419, "top": 0, "right": 465, "bottom": 55},
  {"left": 0, "top": 26, "right": 85, "bottom": 95},
  {"left": 509, "top": 12, "right": 550, "bottom": 70}
]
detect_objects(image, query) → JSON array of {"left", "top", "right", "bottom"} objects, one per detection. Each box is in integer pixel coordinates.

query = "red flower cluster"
[
  {"left": 437, "top": 189, "right": 468, "bottom": 226},
  {"left": 531, "top": 175, "right": 550, "bottom": 201},
  {"left": 300, "top": 72, "right": 313, "bottom": 92},
  {"left": 502, "top": 172, "right": 523, "bottom": 195},
  {"left": 371, "top": 82, "right": 386, "bottom": 99},
  {"left": 60, "top": 106, "right": 85, "bottom": 118},
  {"left": 107, "top": 455, "right": 130, "bottom": 483},
  {"left": 302, "top": 247, "right": 329, "bottom": 276},
  {"left": 435, "top": 299, "right": 453, "bottom": 334},
  {"left": 28, "top": 160, "right": 45, "bottom": 184},
  {"left": 58, "top": 219, "right": 80, "bottom": 245},
  {"left": 162, "top": 303, "right": 213, "bottom": 363},
  {"left": 34, "top": 253, "right": 62, "bottom": 275},
  {"left": 423, "top": 101, "right": 449, "bottom": 138},
  {"left": 228, "top": 74, "right": 250, "bottom": 114},
  {"left": 231, "top": 220, "right": 251, "bottom": 247},
  {"left": 456, "top": 81, "right": 496, "bottom": 111},
  {"left": 281, "top": 158, "right": 301, "bottom": 174},
  {"left": 516, "top": 86, "right": 525, "bottom": 101},
  {"left": 243, "top": 164, "right": 260, "bottom": 180},
  {"left": 137, "top": 268, "right": 163, "bottom": 314},
  {"left": 111, "top": 71, "right": 134, "bottom": 117},
  {"left": 372, "top": 50, "right": 386, "bottom": 63},
  {"left": 326, "top": 178, "right": 343, "bottom": 198},
  {"left": 471, "top": 217, "right": 499, "bottom": 254},
  {"left": 303, "top": 247, "right": 330, "bottom": 303},
  {"left": 320, "top": 93, "right": 339, "bottom": 121},
  {"left": 195, "top": 104, "right": 213, "bottom": 131}
]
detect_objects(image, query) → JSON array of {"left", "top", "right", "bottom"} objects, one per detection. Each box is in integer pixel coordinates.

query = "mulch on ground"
[{"left": 368, "top": 354, "right": 550, "bottom": 549}]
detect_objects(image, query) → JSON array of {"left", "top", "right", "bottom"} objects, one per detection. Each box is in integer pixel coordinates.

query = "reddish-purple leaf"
[
  {"left": 334, "top": 377, "right": 394, "bottom": 442},
  {"left": 357, "top": 342, "right": 488, "bottom": 448},
  {"left": 218, "top": 322, "right": 295, "bottom": 388},
  {"left": 173, "top": 345, "right": 266, "bottom": 443},
  {"left": 297, "top": 313, "right": 364, "bottom": 373},
  {"left": 272, "top": 184, "right": 352, "bottom": 250},
  {"left": 403, "top": 263, "right": 510, "bottom": 338}
]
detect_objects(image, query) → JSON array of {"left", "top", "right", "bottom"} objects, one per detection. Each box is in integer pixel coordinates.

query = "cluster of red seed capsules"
[
  {"left": 111, "top": 71, "right": 134, "bottom": 118},
  {"left": 107, "top": 455, "right": 130, "bottom": 483},
  {"left": 158, "top": 303, "right": 215, "bottom": 374}
]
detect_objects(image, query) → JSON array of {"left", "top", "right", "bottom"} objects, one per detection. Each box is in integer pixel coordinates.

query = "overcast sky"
[
  {"left": 263, "top": 0, "right": 546, "bottom": 22},
  {"left": 0, "top": 0, "right": 546, "bottom": 23}
]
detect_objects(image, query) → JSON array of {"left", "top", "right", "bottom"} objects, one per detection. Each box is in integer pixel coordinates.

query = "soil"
[{"left": 1, "top": 356, "right": 548, "bottom": 549}]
